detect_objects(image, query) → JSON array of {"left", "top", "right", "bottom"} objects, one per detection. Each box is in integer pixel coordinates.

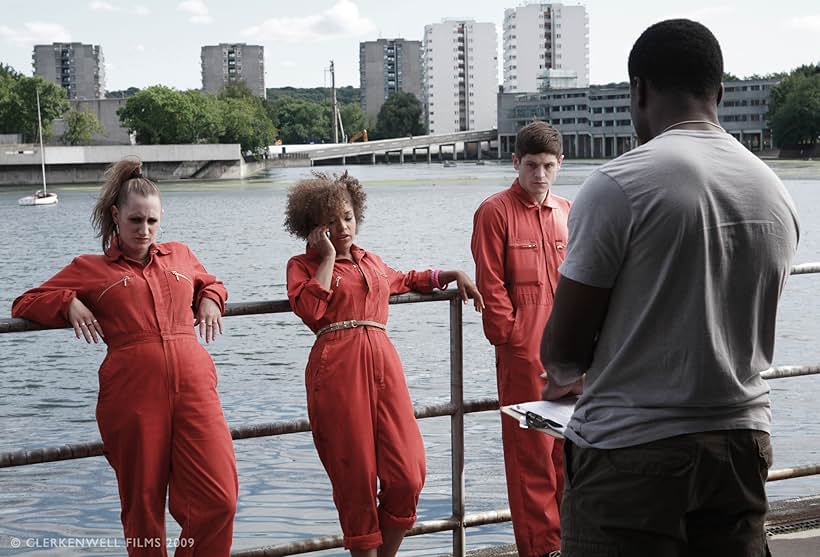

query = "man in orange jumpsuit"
[{"left": 471, "top": 121, "right": 571, "bottom": 557}]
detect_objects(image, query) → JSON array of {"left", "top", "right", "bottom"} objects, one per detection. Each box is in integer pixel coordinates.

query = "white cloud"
[
  {"left": 0, "top": 21, "right": 71, "bottom": 45},
  {"left": 89, "top": 1, "right": 120, "bottom": 11},
  {"left": 134, "top": 4, "right": 150, "bottom": 16},
  {"left": 281, "top": 60, "right": 297, "bottom": 67},
  {"left": 242, "top": 0, "right": 375, "bottom": 42},
  {"left": 178, "top": 0, "right": 212, "bottom": 24},
  {"left": 788, "top": 15, "right": 820, "bottom": 31}
]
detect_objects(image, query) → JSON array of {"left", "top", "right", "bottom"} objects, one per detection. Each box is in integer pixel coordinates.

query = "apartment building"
[
  {"left": 503, "top": 3, "right": 589, "bottom": 92},
  {"left": 32, "top": 43, "right": 105, "bottom": 100},
  {"left": 422, "top": 19, "right": 498, "bottom": 134},
  {"left": 201, "top": 43, "right": 265, "bottom": 98},
  {"left": 359, "top": 39, "right": 422, "bottom": 120}
]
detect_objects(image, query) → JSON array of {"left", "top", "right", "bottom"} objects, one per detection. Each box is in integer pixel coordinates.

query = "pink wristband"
[{"left": 433, "top": 269, "right": 448, "bottom": 290}]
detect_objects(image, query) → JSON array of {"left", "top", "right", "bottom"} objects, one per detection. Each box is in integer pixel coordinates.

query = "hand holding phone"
[{"left": 308, "top": 225, "right": 335, "bottom": 259}]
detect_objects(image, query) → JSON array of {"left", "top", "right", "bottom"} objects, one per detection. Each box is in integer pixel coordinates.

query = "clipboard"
[{"left": 500, "top": 396, "right": 578, "bottom": 439}]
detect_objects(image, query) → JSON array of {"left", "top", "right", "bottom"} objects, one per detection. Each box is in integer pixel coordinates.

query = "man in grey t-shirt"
[{"left": 540, "top": 19, "right": 800, "bottom": 557}]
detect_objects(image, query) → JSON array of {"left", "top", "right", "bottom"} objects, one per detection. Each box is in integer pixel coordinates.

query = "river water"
[{"left": 0, "top": 160, "right": 818, "bottom": 555}]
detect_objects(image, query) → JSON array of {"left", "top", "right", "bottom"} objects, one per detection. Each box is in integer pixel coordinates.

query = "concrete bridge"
[{"left": 270, "top": 129, "right": 498, "bottom": 165}]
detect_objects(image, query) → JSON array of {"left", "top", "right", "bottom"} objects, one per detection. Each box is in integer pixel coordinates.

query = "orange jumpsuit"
[
  {"left": 471, "top": 180, "right": 570, "bottom": 557},
  {"left": 12, "top": 241, "right": 238, "bottom": 557},
  {"left": 287, "top": 245, "right": 432, "bottom": 551}
]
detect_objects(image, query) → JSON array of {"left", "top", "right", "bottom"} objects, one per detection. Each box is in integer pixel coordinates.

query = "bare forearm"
[
  {"left": 437, "top": 270, "right": 463, "bottom": 287},
  {"left": 314, "top": 257, "right": 334, "bottom": 290}
]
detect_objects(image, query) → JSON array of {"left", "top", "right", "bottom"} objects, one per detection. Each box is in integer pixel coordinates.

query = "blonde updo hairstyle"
[{"left": 91, "top": 158, "right": 160, "bottom": 253}]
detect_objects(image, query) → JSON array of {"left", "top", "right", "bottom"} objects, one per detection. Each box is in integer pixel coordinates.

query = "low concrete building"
[
  {"left": 51, "top": 98, "right": 131, "bottom": 145},
  {"left": 497, "top": 78, "right": 778, "bottom": 158},
  {"left": 0, "top": 144, "right": 261, "bottom": 185}
]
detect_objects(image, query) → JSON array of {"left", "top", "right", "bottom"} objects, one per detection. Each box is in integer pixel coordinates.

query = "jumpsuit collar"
[
  {"left": 105, "top": 237, "right": 170, "bottom": 263},
  {"left": 511, "top": 178, "right": 561, "bottom": 210},
  {"left": 305, "top": 242, "right": 366, "bottom": 264}
]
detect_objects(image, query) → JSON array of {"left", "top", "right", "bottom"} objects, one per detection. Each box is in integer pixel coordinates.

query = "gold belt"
[{"left": 316, "top": 320, "right": 387, "bottom": 337}]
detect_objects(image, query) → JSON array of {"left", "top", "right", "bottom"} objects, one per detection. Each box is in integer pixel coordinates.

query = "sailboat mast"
[
  {"left": 36, "top": 89, "right": 47, "bottom": 194},
  {"left": 330, "top": 60, "right": 338, "bottom": 143}
]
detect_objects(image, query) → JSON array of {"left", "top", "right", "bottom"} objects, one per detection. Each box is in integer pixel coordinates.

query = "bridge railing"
[{"left": 2, "top": 263, "right": 820, "bottom": 556}]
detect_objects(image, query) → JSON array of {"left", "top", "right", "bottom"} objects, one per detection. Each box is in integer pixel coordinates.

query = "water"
[{"left": 0, "top": 160, "right": 819, "bottom": 555}]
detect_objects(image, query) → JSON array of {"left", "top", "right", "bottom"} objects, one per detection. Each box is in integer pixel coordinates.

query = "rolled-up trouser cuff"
[
  {"left": 379, "top": 507, "right": 417, "bottom": 530},
  {"left": 343, "top": 530, "right": 382, "bottom": 551}
]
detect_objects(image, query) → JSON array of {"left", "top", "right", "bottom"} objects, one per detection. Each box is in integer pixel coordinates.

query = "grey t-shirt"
[{"left": 560, "top": 129, "right": 800, "bottom": 449}]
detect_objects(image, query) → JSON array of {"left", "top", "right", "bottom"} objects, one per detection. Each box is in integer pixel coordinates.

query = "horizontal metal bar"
[
  {"left": 0, "top": 291, "right": 459, "bottom": 334},
  {"left": 6, "top": 364, "right": 820, "bottom": 467},
  {"left": 762, "top": 365, "right": 820, "bottom": 380},
  {"left": 0, "top": 357, "right": 815, "bottom": 468},
  {"left": 768, "top": 464, "right": 820, "bottom": 482},
  {"left": 230, "top": 510, "right": 512, "bottom": 557},
  {"left": 791, "top": 263, "right": 820, "bottom": 275},
  {"left": 0, "top": 397, "right": 501, "bottom": 468}
]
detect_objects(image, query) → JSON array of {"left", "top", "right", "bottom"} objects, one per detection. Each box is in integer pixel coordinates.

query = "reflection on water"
[{"left": 0, "top": 161, "right": 819, "bottom": 555}]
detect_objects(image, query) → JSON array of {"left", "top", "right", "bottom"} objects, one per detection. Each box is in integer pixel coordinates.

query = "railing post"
[{"left": 450, "top": 297, "right": 466, "bottom": 556}]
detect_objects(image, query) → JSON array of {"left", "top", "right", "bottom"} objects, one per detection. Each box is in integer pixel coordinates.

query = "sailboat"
[{"left": 18, "top": 89, "right": 58, "bottom": 206}]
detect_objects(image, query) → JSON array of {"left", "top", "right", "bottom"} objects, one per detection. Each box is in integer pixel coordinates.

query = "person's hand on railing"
[
  {"left": 438, "top": 270, "right": 485, "bottom": 313},
  {"left": 67, "top": 297, "right": 104, "bottom": 344}
]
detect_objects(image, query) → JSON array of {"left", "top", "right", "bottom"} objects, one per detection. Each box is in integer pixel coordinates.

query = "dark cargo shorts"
[{"left": 561, "top": 430, "right": 772, "bottom": 557}]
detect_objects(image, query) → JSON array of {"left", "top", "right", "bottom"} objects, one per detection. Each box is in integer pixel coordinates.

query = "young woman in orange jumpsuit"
[
  {"left": 12, "top": 159, "right": 238, "bottom": 557},
  {"left": 471, "top": 122, "right": 575, "bottom": 557},
  {"left": 284, "top": 172, "right": 484, "bottom": 557}
]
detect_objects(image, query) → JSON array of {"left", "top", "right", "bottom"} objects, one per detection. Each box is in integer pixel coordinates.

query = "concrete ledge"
[
  {"left": 0, "top": 143, "right": 241, "bottom": 166},
  {"left": 0, "top": 143, "right": 258, "bottom": 184}
]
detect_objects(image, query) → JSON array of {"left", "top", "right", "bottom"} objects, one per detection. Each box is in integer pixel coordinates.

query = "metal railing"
[{"left": 2, "top": 263, "right": 820, "bottom": 556}]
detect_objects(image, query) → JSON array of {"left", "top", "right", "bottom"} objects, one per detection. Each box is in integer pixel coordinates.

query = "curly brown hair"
[{"left": 284, "top": 171, "right": 367, "bottom": 239}]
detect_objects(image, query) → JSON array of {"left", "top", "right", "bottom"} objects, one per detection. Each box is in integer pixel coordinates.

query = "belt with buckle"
[{"left": 315, "top": 320, "right": 387, "bottom": 337}]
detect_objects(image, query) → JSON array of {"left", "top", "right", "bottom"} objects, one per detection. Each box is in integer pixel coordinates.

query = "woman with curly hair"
[
  {"left": 13, "top": 158, "right": 238, "bottom": 556},
  {"left": 285, "top": 172, "right": 483, "bottom": 557}
]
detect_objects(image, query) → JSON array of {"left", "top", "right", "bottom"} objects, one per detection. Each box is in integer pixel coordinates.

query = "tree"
[
  {"left": 217, "top": 82, "right": 276, "bottom": 154},
  {"left": 339, "top": 103, "right": 367, "bottom": 139},
  {"left": 723, "top": 72, "right": 740, "bottom": 82},
  {"left": 267, "top": 97, "right": 330, "bottom": 144},
  {"left": 219, "top": 97, "right": 276, "bottom": 154},
  {"left": 118, "top": 86, "right": 222, "bottom": 144},
  {"left": 768, "top": 64, "right": 820, "bottom": 148},
  {"left": 0, "top": 63, "right": 21, "bottom": 80},
  {"left": 218, "top": 81, "right": 256, "bottom": 100},
  {"left": 0, "top": 76, "right": 69, "bottom": 142},
  {"left": 185, "top": 90, "right": 223, "bottom": 143},
  {"left": 62, "top": 109, "right": 105, "bottom": 145},
  {"left": 266, "top": 86, "right": 360, "bottom": 105},
  {"left": 372, "top": 92, "right": 425, "bottom": 139},
  {"left": 106, "top": 86, "right": 141, "bottom": 99}
]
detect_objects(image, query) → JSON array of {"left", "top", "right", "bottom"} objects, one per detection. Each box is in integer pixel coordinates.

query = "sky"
[{"left": 0, "top": 0, "right": 817, "bottom": 91}]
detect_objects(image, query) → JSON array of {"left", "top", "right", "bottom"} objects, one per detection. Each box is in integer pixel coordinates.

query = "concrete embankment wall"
[{"left": 0, "top": 144, "right": 262, "bottom": 185}]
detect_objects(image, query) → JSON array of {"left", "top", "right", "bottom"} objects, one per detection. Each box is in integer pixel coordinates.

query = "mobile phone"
[{"left": 325, "top": 230, "right": 331, "bottom": 239}]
